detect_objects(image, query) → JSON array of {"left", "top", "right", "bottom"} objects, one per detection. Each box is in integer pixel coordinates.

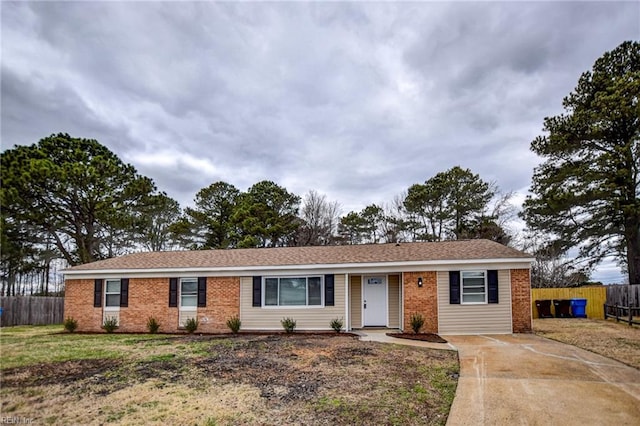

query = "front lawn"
[
  {"left": 533, "top": 318, "right": 640, "bottom": 369},
  {"left": 0, "top": 326, "right": 459, "bottom": 425}
]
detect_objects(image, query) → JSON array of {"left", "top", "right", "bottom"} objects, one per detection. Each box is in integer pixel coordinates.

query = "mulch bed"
[{"left": 386, "top": 332, "right": 448, "bottom": 343}]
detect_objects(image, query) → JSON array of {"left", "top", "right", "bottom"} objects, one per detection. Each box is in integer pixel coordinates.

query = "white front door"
[{"left": 363, "top": 276, "right": 387, "bottom": 326}]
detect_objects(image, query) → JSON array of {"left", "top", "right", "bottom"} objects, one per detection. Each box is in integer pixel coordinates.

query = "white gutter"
[{"left": 63, "top": 257, "right": 534, "bottom": 279}]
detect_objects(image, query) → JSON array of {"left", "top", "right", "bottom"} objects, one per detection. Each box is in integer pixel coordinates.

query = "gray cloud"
[{"left": 2, "top": 1, "right": 638, "bottom": 282}]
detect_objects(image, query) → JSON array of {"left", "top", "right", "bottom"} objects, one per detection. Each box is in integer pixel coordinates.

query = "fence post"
[{"left": 627, "top": 282, "right": 633, "bottom": 327}]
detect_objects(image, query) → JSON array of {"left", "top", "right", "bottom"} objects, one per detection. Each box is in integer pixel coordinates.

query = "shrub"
[
  {"left": 226, "top": 315, "right": 241, "bottom": 334},
  {"left": 330, "top": 317, "right": 344, "bottom": 333},
  {"left": 410, "top": 313, "right": 425, "bottom": 334},
  {"left": 102, "top": 317, "right": 119, "bottom": 333},
  {"left": 63, "top": 317, "right": 78, "bottom": 333},
  {"left": 184, "top": 317, "right": 199, "bottom": 334},
  {"left": 281, "top": 317, "right": 297, "bottom": 333},
  {"left": 147, "top": 316, "right": 160, "bottom": 334}
]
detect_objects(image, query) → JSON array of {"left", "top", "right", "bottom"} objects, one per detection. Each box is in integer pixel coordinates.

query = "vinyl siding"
[
  {"left": 103, "top": 310, "right": 120, "bottom": 327},
  {"left": 179, "top": 310, "right": 197, "bottom": 328},
  {"left": 437, "top": 270, "right": 512, "bottom": 334},
  {"left": 388, "top": 274, "right": 400, "bottom": 328},
  {"left": 350, "top": 275, "right": 362, "bottom": 329},
  {"left": 240, "top": 275, "right": 345, "bottom": 330}
]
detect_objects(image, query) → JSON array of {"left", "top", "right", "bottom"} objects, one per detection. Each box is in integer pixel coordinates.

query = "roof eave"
[{"left": 63, "top": 257, "right": 534, "bottom": 278}]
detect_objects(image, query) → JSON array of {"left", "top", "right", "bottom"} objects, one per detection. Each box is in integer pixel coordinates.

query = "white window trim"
[
  {"left": 262, "top": 276, "right": 325, "bottom": 309},
  {"left": 179, "top": 277, "right": 198, "bottom": 311},
  {"left": 104, "top": 278, "right": 121, "bottom": 311},
  {"left": 461, "top": 270, "right": 488, "bottom": 304}
]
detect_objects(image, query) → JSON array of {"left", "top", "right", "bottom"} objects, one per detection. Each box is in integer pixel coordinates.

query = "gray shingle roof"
[{"left": 64, "top": 240, "right": 531, "bottom": 273}]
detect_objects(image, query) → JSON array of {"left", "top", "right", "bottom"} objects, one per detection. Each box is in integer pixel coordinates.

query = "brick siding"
[
  {"left": 119, "top": 278, "right": 178, "bottom": 333},
  {"left": 197, "top": 277, "right": 240, "bottom": 333},
  {"left": 402, "top": 271, "right": 438, "bottom": 333},
  {"left": 64, "top": 279, "right": 104, "bottom": 332},
  {"left": 511, "top": 269, "right": 532, "bottom": 333},
  {"left": 64, "top": 276, "right": 240, "bottom": 333}
]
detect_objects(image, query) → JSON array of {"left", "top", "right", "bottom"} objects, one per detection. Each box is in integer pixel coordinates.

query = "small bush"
[
  {"left": 147, "top": 316, "right": 160, "bottom": 334},
  {"left": 226, "top": 315, "right": 241, "bottom": 334},
  {"left": 102, "top": 317, "right": 119, "bottom": 333},
  {"left": 184, "top": 317, "right": 199, "bottom": 334},
  {"left": 281, "top": 317, "right": 297, "bottom": 333},
  {"left": 63, "top": 317, "right": 78, "bottom": 333},
  {"left": 410, "top": 313, "right": 425, "bottom": 334},
  {"left": 330, "top": 317, "right": 344, "bottom": 333}
]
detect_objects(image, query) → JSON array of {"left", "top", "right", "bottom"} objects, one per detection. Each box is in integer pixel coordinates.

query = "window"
[
  {"left": 105, "top": 280, "right": 121, "bottom": 308},
  {"left": 461, "top": 271, "right": 486, "bottom": 304},
  {"left": 180, "top": 278, "right": 198, "bottom": 308},
  {"left": 264, "top": 277, "right": 323, "bottom": 307}
]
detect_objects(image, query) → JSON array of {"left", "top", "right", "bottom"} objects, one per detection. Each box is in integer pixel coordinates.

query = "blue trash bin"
[{"left": 570, "top": 299, "right": 587, "bottom": 318}]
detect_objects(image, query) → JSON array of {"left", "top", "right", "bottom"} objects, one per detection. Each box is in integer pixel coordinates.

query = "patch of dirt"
[
  {"left": 1, "top": 333, "right": 458, "bottom": 425},
  {"left": 386, "top": 332, "right": 448, "bottom": 343},
  {"left": 533, "top": 318, "right": 640, "bottom": 369},
  {"left": 1, "top": 358, "right": 119, "bottom": 387}
]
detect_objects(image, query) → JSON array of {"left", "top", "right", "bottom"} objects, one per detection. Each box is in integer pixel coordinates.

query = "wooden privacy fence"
[
  {"left": 0, "top": 296, "right": 64, "bottom": 326},
  {"left": 531, "top": 287, "right": 606, "bottom": 319},
  {"left": 604, "top": 284, "right": 640, "bottom": 326},
  {"left": 606, "top": 284, "right": 640, "bottom": 307}
]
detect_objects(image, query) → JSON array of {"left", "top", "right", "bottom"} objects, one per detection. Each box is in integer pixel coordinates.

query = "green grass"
[{"left": 0, "top": 325, "right": 172, "bottom": 370}]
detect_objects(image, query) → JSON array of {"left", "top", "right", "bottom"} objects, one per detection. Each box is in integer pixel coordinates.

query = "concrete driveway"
[{"left": 446, "top": 334, "right": 640, "bottom": 425}]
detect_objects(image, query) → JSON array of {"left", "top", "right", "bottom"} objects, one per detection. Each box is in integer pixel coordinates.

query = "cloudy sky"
[{"left": 1, "top": 1, "right": 638, "bottom": 282}]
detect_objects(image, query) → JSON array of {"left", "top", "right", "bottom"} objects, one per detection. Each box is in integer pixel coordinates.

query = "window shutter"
[
  {"left": 120, "top": 278, "right": 129, "bottom": 307},
  {"left": 449, "top": 271, "right": 460, "bottom": 304},
  {"left": 197, "top": 277, "right": 207, "bottom": 307},
  {"left": 252, "top": 276, "right": 262, "bottom": 307},
  {"left": 488, "top": 270, "right": 499, "bottom": 304},
  {"left": 94, "top": 279, "right": 103, "bottom": 308},
  {"left": 324, "top": 274, "right": 335, "bottom": 306},
  {"left": 169, "top": 278, "right": 178, "bottom": 307}
]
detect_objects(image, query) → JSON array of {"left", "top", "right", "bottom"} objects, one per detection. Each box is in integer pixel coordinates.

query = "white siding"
[
  {"left": 103, "top": 310, "right": 120, "bottom": 326},
  {"left": 179, "top": 310, "right": 197, "bottom": 327},
  {"left": 437, "top": 270, "right": 512, "bottom": 334},
  {"left": 240, "top": 275, "right": 346, "bottom": 330}
]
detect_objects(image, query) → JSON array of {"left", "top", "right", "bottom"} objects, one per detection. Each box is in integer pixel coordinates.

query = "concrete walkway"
[
  {"left": 357, "top": 330, "right": 640, "bottom": 425},
  {"left": 353, "top": 329, "right": 456, "bottom": 350}
]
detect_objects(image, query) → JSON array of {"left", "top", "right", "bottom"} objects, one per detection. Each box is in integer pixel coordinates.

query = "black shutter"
[
  {"left": 169, "top": 278, "right": 178, "bottom": 307},
  {"left": 252, "top": 276, "right": 262, "bottom": 307},
  {"left": 94, "top": 279, "right": 103, "bottom": 308},
  {"left": 120, "top": 278, "right": 129, "bottom": 308},
  {"left": 324, "top": 274, "right": 335, "bottom": 306},
  {"left": 488, "top": 270, "right": 499, "bottom": 304},
  {"left": 449, "top": 271, "right": 460, "bottom": 304},
  {"left": 198, "top": 277, "right": 207, "bottom": 307}
]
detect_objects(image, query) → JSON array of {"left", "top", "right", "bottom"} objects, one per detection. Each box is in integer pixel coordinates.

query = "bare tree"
[
  {"left": 297, "top": 190, "right": 342, "bottom": 246},
  {"left": 520, "top": 232, "right": 591, "bottom": 288}
]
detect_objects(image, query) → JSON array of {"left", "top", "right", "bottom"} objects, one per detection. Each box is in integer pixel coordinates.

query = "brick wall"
[
  {"left": 403, "top": 271, "right": 438, "bottom": 333},
  {"left": 511, "top": 269, "right": 532, "bottom": 333},
  {"left": 197, "top": 277, "right": 240, "bottom": 333},
  {"left": 64, "top": 276, "right": 240, "bottom": 333},
  {"left": 64, "top": 279, "right": 104, "bottom": 332},
  {"left": 119, "top": 278, "right": 178, "bottom": 333}
]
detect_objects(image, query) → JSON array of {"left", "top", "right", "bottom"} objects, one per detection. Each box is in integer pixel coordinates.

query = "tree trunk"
[{"left": 626, "top": 215, "right": 640, "bottom": 284}]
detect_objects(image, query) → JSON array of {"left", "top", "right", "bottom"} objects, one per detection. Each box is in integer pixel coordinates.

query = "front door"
[{"left": 363, "top": 275, "right": 387, "bottom": 326}]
